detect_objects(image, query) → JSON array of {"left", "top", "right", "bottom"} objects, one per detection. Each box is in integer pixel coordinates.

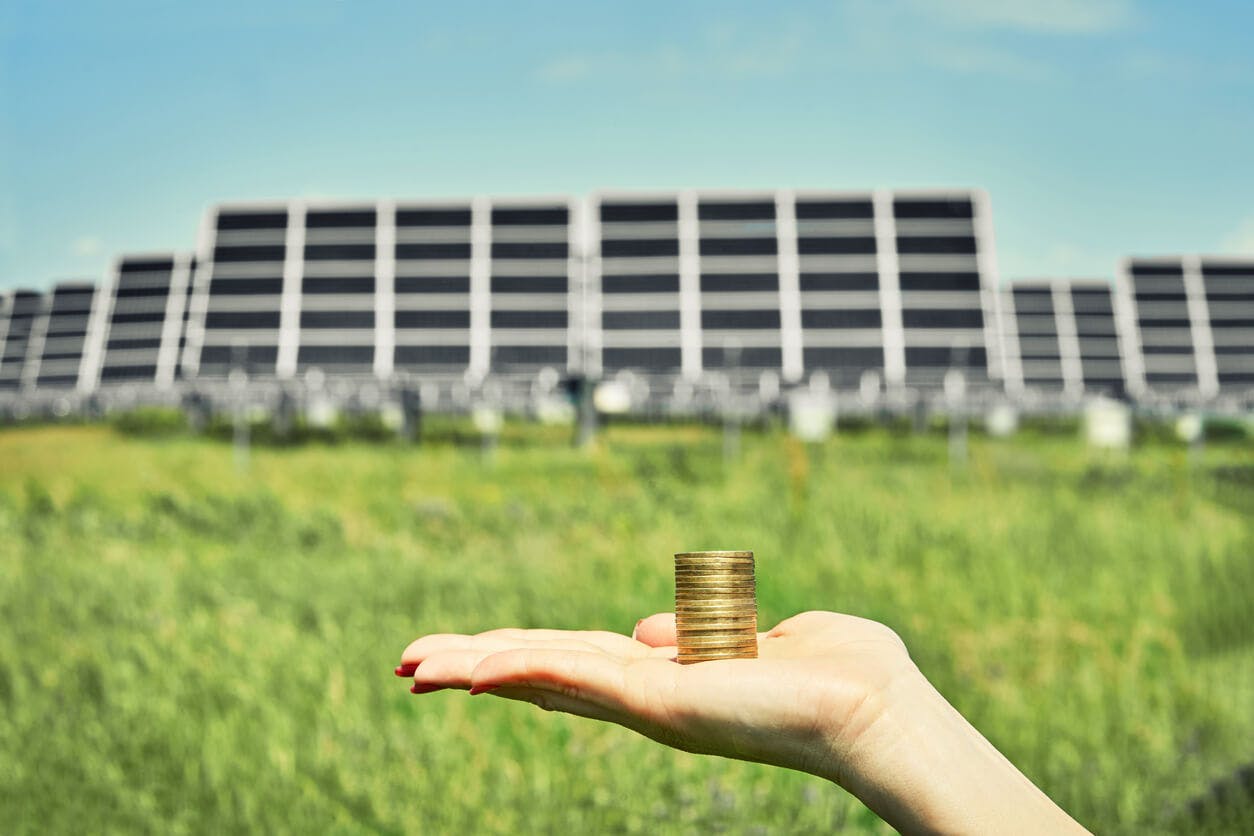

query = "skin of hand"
[{"left": 397, "top": 611, "right": 1087, "bottom": 836}]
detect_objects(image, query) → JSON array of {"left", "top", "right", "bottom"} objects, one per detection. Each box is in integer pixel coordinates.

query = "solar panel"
[
  {"left": 795, "top": 192, "right": 882, "bottom": 386},
  {"left": 696, "top": 193, "right": 784, "bottom": 373},
  {"left": 594, "top": 194, "right": 684, "bottom": 375},
  {"left": 297, "top": 205, "right": 378, "bottom": 375},
  {"left": 1201, "top": 258, "right": 1254, "bottom": 391},
  {"left": 1007, "top": 282, "right": 1067, "bottom": 391},
  {"left": 19, "top": 282, "right": 96, "bottom": 389},
  {"left": 1120, "top": 256, "right": 1217, "bottom": 398},
  {"left": 487, "top": 198, "right": 575, "bottom": 373},
  {"left": 1000, "top": 278, "right": 1126, "bottom": 398},
  {"left": 91, "top": 254, "right": 194, "bottom": 387},
  {"left": 392, "top": 201, "right": 474, "bottom": 374},
  {"left": 1069, "top": 281, "right": 1126, "bottom": 395},
  {"left": 185, "top": 205, "right": 289, "bottom": 376},
  {"left": 892, "top": 193, "right": 997, "bottom": 386},
  {"left": 0, "top": 290, "right": 45, "bottom": 391}
]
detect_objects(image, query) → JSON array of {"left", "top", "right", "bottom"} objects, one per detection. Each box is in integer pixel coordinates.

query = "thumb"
[{"left": 631, "top": 613, "right": 677, "bottom": 647}]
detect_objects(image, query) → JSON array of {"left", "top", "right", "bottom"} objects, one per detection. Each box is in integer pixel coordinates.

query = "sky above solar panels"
[{"left": 2, "top": 0, "right": 1252, "bottom": 291}]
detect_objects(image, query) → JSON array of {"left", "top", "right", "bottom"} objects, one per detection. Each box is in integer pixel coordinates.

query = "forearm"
[{"left": 819, "top": 672, "right": 1088, "bottom": 835}]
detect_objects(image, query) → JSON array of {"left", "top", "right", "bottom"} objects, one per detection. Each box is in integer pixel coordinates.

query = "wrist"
[{"left": 814, "top": 670, "right": 1085, "bottom": 835}]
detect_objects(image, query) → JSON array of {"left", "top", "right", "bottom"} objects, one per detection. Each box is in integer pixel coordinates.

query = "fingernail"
[
  {"left": 395, "top": 663, "right": 418, "bottom": 677},
  {"left": 410, "top": 683, "right": 439, "bottom": 694},
  {"left": 631, "top": 619, "right": 643, "bottom": 640},
  {"left": 468, "top": 684, "right": 499, "bottom": 696}
]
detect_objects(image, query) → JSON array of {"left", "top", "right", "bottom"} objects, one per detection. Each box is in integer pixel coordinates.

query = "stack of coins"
[{"left": 674, "top": 551, "right": 758, "bottom": 664}]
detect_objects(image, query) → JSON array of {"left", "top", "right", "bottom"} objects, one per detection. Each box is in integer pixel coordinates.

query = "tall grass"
[{"left": 0, "top": 424, "right": 1250, "bottom": 834}]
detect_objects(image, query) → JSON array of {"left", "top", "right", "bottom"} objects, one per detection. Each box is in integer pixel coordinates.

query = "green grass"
[{"left": 1, "top": 422, "right": 1251, "bottom": 834}]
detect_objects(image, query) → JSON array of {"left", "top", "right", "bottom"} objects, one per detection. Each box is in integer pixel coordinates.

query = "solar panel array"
[
  {"left": 2, "top": 192, "right": 1252, "bottom": 408},
  {"left": 1001, "top": 279, "right": 1126, "bottom": 398}
]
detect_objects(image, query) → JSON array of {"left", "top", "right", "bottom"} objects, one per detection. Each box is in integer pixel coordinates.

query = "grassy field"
[{"left": 1, "top": 421, "right": 1251, "bottom": 834}]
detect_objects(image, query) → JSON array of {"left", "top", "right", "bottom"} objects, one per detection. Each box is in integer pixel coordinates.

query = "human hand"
[
  {"left": 397, "top": 611, "right": 1086, "bottom": 835},
  {"left": 397, "top": 610, "right": 916, "bottom": 780}
]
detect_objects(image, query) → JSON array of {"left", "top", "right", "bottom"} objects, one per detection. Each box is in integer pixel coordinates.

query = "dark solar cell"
[
  {"left": 491, "top": 207, "right": 568, "bottom": 226},
  {"left": 893, "top": 198, "right": 974, "bottom": 219},
  {"left": 107, "top": 311, "right": 167, "bottom": 324},
  {"left": 491, "top": 242, "right": 569, "bottom": 259},
  {"left": 801, "top": 309, "right": 882, "bottom": 328},
  {"left": 899, "top": 272, "right": 981, "bottom": 292},
  {"left": 701, "top": 309, "right": 780, "bottom": 329},
  {"left": 115, "top": 285, "right": 172, "bottom": 299},
  {"left": 798, "top": 237, "right": 876, "bottom": 255},
  {"left": 120, "top": 257, "right": 175, "bottom": 272},
  {"left": 395, "top": 310, "right": 471, "bottom": 328},
  {"left": 303, "top": 277, "right": 375, "bottom": 294},
  {"left": 397, "top": 207, "right": 472, "bottom": 227},
  {"left": 298, "top": 345, "right": 375, "bottom": 364},
  {"left": 106, "top": 338, "right": 163, "bottom": 351},
  {"left": 300, "top": 311, "right": 374, "bottom": 328},
  {"left": 700, "top": 273, "right": 778, "bottom": 292},
  {"left": 697, "top": 202, "right": 775, "bottom": 221},
  {"left": 600, "top": 202, "right": 678, "bottom": 222},
  {"left": 902, "top": 309, "right": 984, "bottom": 328},
  {"left": 905, "top": 346, "right": 988, "bottom": 368},
  {"left": 601, "top": 239, "right": 679, "bottom": 257},
  {"left": 304, "top": 244, "right": 375, "bottom": 261},
  {"left": 601, "top": 274, "right": 679, "bottom": 293},
  {"left": 1130, "top": 264, "right": 1184, "bottom": 277},
  {"left": 395, "top": 345, "right": 471, "bottom": 365},
  {"left": 490, "top": 310, "right": 568, "bottom": 328},
  {"left": 602, "top": 310, "right": 681, "bottom": 329},
  {"left": 396, "top": 242, "right": 472, "bottom": 260},
  {"left": 205, "top": 311, "right": 281, "bottom": 329},
  {"left": 800, "top": 272, "right": 879, "bottom": 291},
  {"left": 699, "top": 237, "right": 777, "bottom": 257},
  {"left": 209, "top": 278, "right": 284, "bottom": 295},
  {"left": 896, "top": 236, "right": 978, "bottom": 255},
  {"left": 491, "top": 276, "right": 567, "bottom": 293},
  {"left": 395, "top": 275, "right": 470, "bottom": 293},
  {"left": 101, "top": 365, "right": 158, "bottom": 381},
  {"left": 602, "top": 347, "right": 682, "bottom": 369},
  {"left": 794, "top": 200, "right": 873, "bottom": 219},
  {"left": 216, "top": 211, "right": 287, "bottom": 231},
  {"left": 803, "top": 346, "right": 884, "bottom": 370},
  {"left": 199, "top": 344, "right": 278, "bottom": 368}
]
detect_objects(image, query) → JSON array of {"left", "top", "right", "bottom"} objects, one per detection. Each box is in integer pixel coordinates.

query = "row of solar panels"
[{"left": 1, "top": 191, "right": 1251, "bottom": 403}]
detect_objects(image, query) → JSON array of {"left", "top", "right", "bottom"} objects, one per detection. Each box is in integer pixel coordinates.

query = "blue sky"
[{"left": 1, "top": 0, "right": 1251, "bottom": 291}]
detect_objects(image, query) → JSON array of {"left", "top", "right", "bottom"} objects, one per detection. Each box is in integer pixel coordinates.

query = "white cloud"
[
  {"left": 912, "top": 0, "right": 1135, "bottom": 34},
  {"left": 72, "top": 235, "right": 102, "bottom": 257},
  {"left": 1222, "top": 217, "right": 1254, "bottom": 255}
]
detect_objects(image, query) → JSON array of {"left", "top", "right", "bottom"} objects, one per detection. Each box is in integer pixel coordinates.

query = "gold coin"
[
  {"left": 675, "top": 550, "right": 753, "bottom": 558},
  {"left": 678, "top": 636, "right": 759, "bottom": 648},
  {"left": 676, "top": 619, "right": 759, "bottom": 630},
  {"left": 677, "top": 641, "right": 752, "bottom": 651},
  {"left": 677, "top": 604, "right": 752, "bottom": 611}
]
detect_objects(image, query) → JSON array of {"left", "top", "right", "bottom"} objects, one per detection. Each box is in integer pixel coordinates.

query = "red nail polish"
[
  {"left": 395, "top": 663, "right": 418, "bottom": 677},
  {"left": 468, "top": 685, "right": 499, "bottom": 696},
  {"left": 410, "top": 683, "right": 439, "bottom": 694}
]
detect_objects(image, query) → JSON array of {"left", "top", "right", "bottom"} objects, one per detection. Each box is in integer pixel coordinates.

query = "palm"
[{"left": 399, "top": 611, "right": 916, "bottom": 776}]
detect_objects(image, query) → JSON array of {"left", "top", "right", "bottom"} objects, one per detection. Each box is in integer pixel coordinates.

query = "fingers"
[
  {"left": 631, "top": 613, "right": 677, "bottom": 647},
  {"left": 468, "top": 648, "right": 632, "bottom": 713},
  {"left": 486, "top": 685, "right": 623, "bottom": 724},
  {"left": 400, "top": 631, "right": 640, "bottom": 667}
]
